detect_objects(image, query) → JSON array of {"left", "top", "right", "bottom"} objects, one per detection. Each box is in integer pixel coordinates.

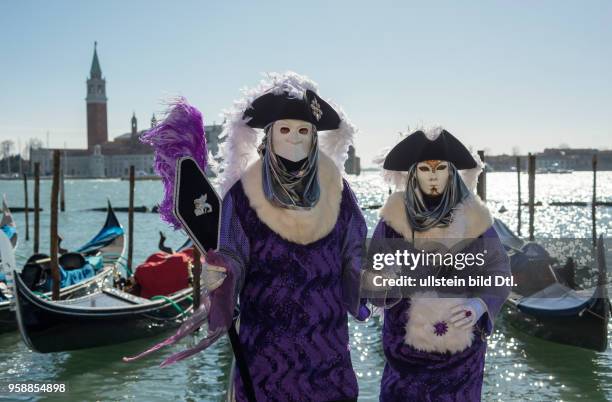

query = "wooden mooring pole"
[
  {"left": 592, "top": 154, "right": 597, "bottom": 247},
  {"left": 476, "top": 150, "right": 486, "bottom": 201},
  {"left": 192, "top": 247, "right": 202, "bottom": 310},
  {"left": 516, "top": 156, "right": 521, "bottom": 237},
  {"left": 50, "top": 151, "right": 61, "bottom": 300},
  {"left": 528, "top": 153, "right": 536, "bottom": 241},
  {"left": 127, "top": 166, "right": 135, "bottom": 275},
  {"left": 34, "top": 162, "right": 40, "bottom": 254},
  {"left": 60, "top": 160, "right": 65, "bottom": 212},
  {"left": 23, "top": 173, "right": 29, "bottom": 241}
]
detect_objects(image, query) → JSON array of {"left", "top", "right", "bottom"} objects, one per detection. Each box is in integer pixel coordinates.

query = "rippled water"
[{"left": 0, "top": 171, "right": 611, "bottom": 401}]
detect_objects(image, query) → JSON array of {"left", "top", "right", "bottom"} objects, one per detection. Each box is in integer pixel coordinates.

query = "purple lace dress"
[
  {"left": 372, "top": 221, "right": 510, "bottom": 402},
  {"left": 217, "top": 179, "right": 368, "bottom": 402}
]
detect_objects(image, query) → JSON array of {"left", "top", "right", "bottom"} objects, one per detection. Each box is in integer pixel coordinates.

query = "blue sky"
[{"left": 1, "top": 1, "right": 610, "bottom": 166}]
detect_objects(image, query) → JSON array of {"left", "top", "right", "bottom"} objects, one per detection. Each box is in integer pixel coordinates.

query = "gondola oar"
[
  {"left": 174, "top": 157, "right": 257, "bottom": 402},
  {"left": 227, "top": 314, "right": 256, "bottom": 402}
]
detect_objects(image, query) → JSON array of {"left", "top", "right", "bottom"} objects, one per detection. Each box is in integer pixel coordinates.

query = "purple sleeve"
[
  {"left": 340, "top": 182, "right": 370, "bottom": 321},
  {"left": 208, "top": 190, "right": 249, "bottom": 331},
  {"left": 472, "top": 226, "right": 511, "bottom": 335}
]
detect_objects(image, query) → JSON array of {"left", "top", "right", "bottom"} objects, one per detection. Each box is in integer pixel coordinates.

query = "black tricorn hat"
[
  {"left": 243, "top": 89, "right": 341, "bottom": 131},
  {"left": 383, "top": 129, "right": 477, "bottom": 171}
]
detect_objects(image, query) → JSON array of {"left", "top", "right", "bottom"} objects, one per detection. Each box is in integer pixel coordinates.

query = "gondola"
[
  {"left": 494, "top": 219, "right": 609, "bottom": 352},
  {"left": 13, "top": 274, "right": 195, "bottom": 352},
  {"left": 11, "top": 243, "right": 223, "bottom": 353},
  {"left": 0, "top": 202, "right": 125, "bottom": 334}
]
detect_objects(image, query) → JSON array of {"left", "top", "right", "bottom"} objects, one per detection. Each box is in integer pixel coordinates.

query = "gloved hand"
[
  {"left": 202, "top": 249, "right": 227, "bottom": 291},
  {"left": 449, "top": 298, "right": 487, "bottom": 329},
  {"left": 204, "top": 249, "right": 235, "bottom": 333}
]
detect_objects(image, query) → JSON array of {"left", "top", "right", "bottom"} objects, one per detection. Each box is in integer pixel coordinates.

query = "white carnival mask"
[
  {"left": 271, "top": 119, "right": 313, "bottom": 162},
  {"left": 416, "top": 160, "right": 450, "bottom": 196}
]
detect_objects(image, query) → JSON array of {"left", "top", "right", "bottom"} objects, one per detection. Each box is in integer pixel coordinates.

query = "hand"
[
  {"left": 205, "top": 249, "right": 235, "bottom": 332},
  {"left": 449, "top": 298, "right": 487, "bottom": 329},
  {"left": 203, "top": 250, "right": 228, "bottom": 292}
]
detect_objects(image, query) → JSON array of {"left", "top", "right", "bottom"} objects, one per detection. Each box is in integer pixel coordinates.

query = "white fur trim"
[
  {"left": 240, "top": 152, "right": 343, "bottom": 245},
  {"left": 404, "top": 291, "right": 474, "bottom": 354},
  {"left": 458, "top": 151, "right": 484, "bottom": 193},
  {"left": 372, "top": 145, "right": 407, "bottom": 191},
  {"left": 218, "top": 71, "right": 355, "bottom": 196},
  {"left": 379, "top": 192, "right": 493, "bottom": 250}
]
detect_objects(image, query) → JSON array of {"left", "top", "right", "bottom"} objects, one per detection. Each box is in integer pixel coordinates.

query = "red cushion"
[{"left": 134, "top": 249, "right": 193, "bottom": 299}]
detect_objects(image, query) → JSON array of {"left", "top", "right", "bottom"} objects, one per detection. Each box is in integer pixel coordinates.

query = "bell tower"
[
  {"left": 131, "top": 112, "right": 138, "bottom": 143},
  {"left": 86, "top": 41, "right": 108, "bottom": 150}
]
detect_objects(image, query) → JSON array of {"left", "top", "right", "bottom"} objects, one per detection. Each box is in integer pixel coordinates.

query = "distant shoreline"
[
  {"left": 0, "top": 176, "right": 162, "bottom": 181},
  {"left": 2, "top": 169, "right": 612, "bottom": 181}
]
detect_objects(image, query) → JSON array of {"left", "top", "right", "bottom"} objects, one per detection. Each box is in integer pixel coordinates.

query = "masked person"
[
  {"left": 126, "top": 72, "right": 369, "bottom": 402},
  {"left": 370, "top": 128, "right": 511, "bottom": 402}
]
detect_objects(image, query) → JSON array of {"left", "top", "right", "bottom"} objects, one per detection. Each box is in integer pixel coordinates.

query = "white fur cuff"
[{"left": 404, "top": 291, "right": 475, "bottom": 354}]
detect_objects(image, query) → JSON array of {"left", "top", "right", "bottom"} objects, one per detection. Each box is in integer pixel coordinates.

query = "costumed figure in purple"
[
  {"left": 125, "top": 72, "right": 369, "bottom": 402},
  {"left": 367, "top": 128, "right": 511, "bottom": 402}
]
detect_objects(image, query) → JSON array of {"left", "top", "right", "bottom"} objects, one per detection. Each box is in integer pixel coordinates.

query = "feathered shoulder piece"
[
  {"left": 140, "top": 97, "right": 208, "bottom": 229},
  {"left": 218, "top": 71, "right": 357, "bottom": 196}
]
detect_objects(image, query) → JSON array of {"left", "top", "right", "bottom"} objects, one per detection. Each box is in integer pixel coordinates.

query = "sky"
[{"left": 1, "top": 1, "right": 611, "bottom": 166}]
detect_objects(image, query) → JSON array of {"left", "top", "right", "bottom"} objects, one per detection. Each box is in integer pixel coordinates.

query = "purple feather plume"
[{"left": 140, "top": 97, "right": 208, "bottom": 229}]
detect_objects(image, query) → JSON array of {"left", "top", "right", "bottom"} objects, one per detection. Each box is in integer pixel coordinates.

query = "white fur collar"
[
  {"left": 379, "top": 191, "right": 492, "bottom": 250},
  {"left": 404, "top": 291, "right": 474, "bottom": 354},
  {"left": 241, "top": 152, "right": 343, "bottom": 245}
]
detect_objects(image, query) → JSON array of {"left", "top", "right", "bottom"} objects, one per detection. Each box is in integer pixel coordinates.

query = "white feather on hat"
[{"left": 217, "top": 71, "right": 357, "bottom": 196}]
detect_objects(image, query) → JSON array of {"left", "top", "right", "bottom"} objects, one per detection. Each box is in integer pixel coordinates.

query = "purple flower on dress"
[
  {"left": 433, "top": 321, "right": 448, "bottom": 336},
  {"left": 465, "top": 310, "right": 472, "bottom": 318}
]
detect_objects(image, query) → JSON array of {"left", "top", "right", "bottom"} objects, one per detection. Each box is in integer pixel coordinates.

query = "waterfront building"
[
  {"left": 30, "top": 43, "right": 223, "bottom": 178},
  {"left": 486, "top": 148, "right": 612, "bottom": 172}
]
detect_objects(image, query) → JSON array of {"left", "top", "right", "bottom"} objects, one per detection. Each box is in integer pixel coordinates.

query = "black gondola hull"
[
  {"left": 494, "top": 219, "right": 609, "bottom": 352},
  {"left": 0, "top": 266, "right": 114, "bottom": 334},
  {"left": 0, "top": 202, "right": 124, "bottom": 333},
  {"left": 14, "top": 275, "right": 193, "bottom": 353},
  {"left": 505, "top": 296, "right": 609, "bottom": 352},
  {"left": 0, "top": 306, "right": 16, "bottom": 334}
]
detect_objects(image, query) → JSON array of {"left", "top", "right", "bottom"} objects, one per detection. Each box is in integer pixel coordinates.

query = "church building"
[{"left": 31, "top": 43, "right": 222, "bottom": 178}]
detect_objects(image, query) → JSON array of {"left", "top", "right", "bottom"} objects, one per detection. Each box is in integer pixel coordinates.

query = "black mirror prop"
[{"left": 172, "top": 157, "right": 221, "bottom": 253}]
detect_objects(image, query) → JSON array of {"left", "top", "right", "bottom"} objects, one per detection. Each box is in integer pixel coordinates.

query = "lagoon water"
[{"left": 1, "top": 171, "right": 611, "bottom": 401}]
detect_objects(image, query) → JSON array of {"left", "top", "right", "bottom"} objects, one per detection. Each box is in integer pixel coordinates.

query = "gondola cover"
[
  {"left": 135, "top": 250, "right": 192, "bottom": 299},
  {"left": 173, "top": 157, "right": 221, "bottom": 252}
]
